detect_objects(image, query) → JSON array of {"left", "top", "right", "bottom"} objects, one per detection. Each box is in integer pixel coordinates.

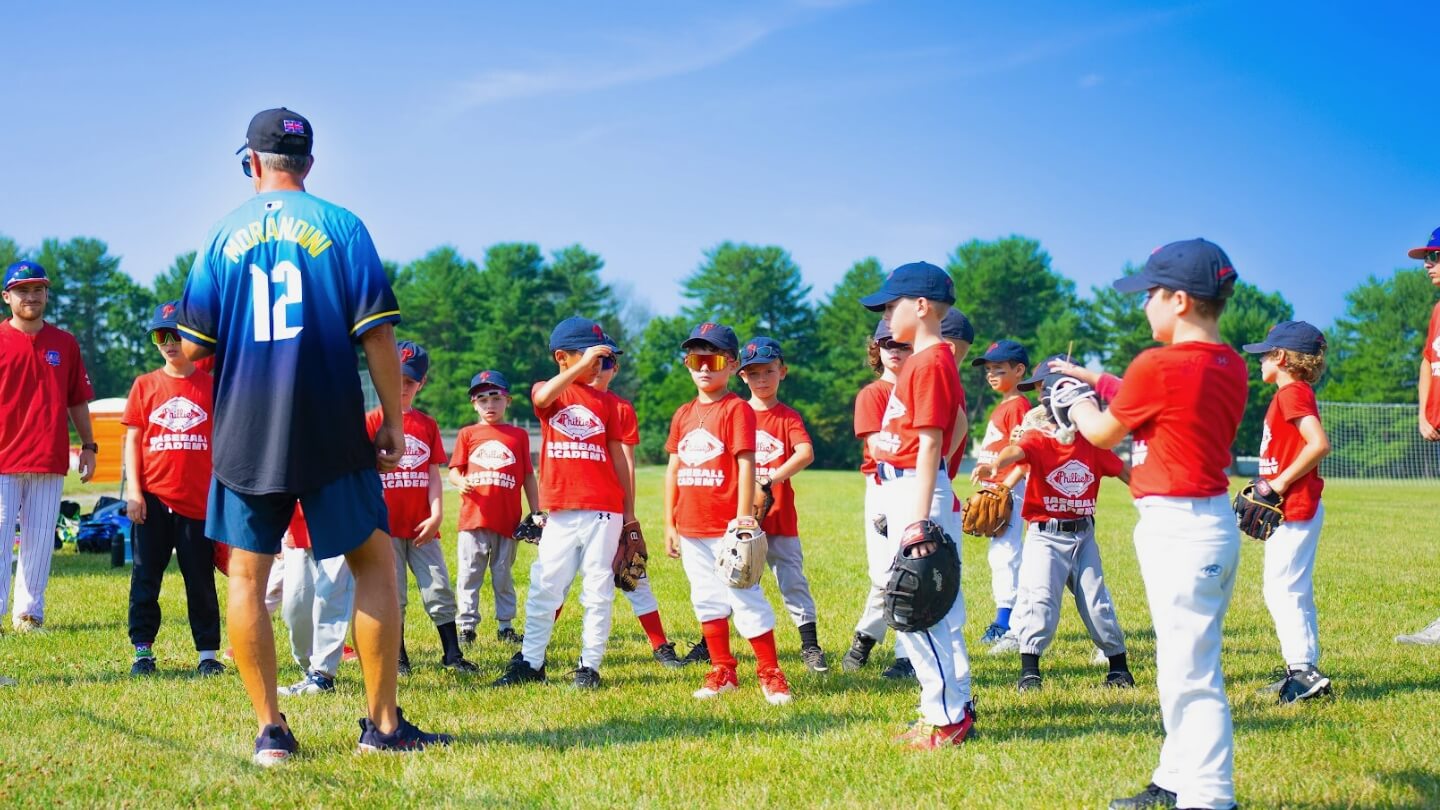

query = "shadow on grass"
[
  {"left": 471, "top": 709, "right": 857, "bottom": 750},
  {"left": 1370, "top": 768, "right": 1440, "bottom": 810}
]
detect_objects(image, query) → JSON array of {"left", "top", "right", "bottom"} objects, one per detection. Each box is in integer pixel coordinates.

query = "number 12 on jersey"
[{"left": 251, "top": 261, "right": 304, "bottom": 342}]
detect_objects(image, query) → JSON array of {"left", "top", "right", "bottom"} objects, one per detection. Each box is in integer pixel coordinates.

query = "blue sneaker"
[
  {"left": 356, "top": 708, "right": 453, "bottom": 753},
  {"left": 979, "top": 623, "right": 1008, "bottom": 645},
  {"left": 253, "top": 716, "right": 299, "bottom": 767}
]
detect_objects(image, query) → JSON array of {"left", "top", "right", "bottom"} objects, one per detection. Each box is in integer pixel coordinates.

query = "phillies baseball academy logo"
[
  {"left": 549, "top": 405, "right": 606, "bottom": 441},
  {"left": 398, "top": 434, "right": 430, "bottom": 470},
  {"left": 755, "top": 430, "right": 784, "bottom": 467},
  {"left": 1257, "top": 423, "right": 1278, "bottom": 476},
  {"left": 1045, "top": 459, "right": 1095, "bottom": 498},
  {"left": 149, "top": 396, "right": 208, "bottom": 433},
  {"left": 1431, "top": 335, "right": 1440, "bottom": 377},
  {"left": 469, "top": 440, "right": 517, "bottom": 471},
  {"left": 44, "top": 350, "right": 61, "bottom": 366},
  {"left": 881, "top": 393, "right": 906, "bottom": 425},
  {"left": 677, "top": 428, "right": 724, "bottom": 467}
]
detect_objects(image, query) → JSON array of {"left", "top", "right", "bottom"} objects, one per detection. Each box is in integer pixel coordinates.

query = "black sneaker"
[
  {"left": 1109, "top": 783, "right": 1178, "bottom": 809},
  {"left": 652, "top": 642, "right": 684, "bottom": 668},
  {"left": 801, "top": 645, "right": 829, "bottom": 673},
  {"left": 497, "top": 627, "right": 523, "bottom": 645},
  {"left": 197, "top": 658, "right": 226, "bottom": 677},
  {"left": 492, "top": 651, "right": 545, "bottom": 686},
  {"left": 1259, "top": 665, "right": 1290, "bottom": 694},
  {"left": 253, "top": 716, "right": 299, "bottom": 767},
  {"left": 1105, "top": 670, "right": 1136, "bottom": 688},
  {"left": 682, "top": 639, "right": 710, "bottom": 665},
  {"left": 357, "top": 708, "right": 453, "bottom": 753},
  {"left": 840, "top": 632, "right": 876, "bottom": 672},
  {"left": 460, "top": 628, "right": 477, "bottom": 646},
  {"left": 1278, "top": 666, "right": 1332, "bottom": 704},
  {"left": 572, "top": 665, "right": 601, "bottom": 689},
  {"left": 397, "top": 658, "right": 412, "bottom": 677},
  {"left": 1017, "top": 673, "right": 1042, "bottom": 692},
  {"left": 130, "top": 656, "right": 157, "bottom": 677},
  {"left": 881, "top": 658, "right": 916, "bottom": 680},
  {"left": 443, "top": 656, "right": 480, "bottom": 674}
]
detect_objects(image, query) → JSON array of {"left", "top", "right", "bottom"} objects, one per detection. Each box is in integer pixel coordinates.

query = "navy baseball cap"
[
  {"left": 1113, "top": 238, "right": 1238, "bottom": 299},
  {"left": 873, "top": 319, "right": 894, "bottom": 342},
  {"left": 601, "top": 332, "right": 625, "bottom": 355},
  {"left": 4, "top": 261, "right": 49, "bottom": 291},
  {"left": 549, "top": 316, "right": 610, "bottom": 353},
  {"left": 1018, "top": 354, "right": 1074, "bottom": 392},
  {"left": 681, "top": 322, "right": 740, "bottom": 355},
  {"left": 469, "top": 370, "right": 510, "bottom": 395},
  {"left": 237, "top": 107, "right": 313, "bottom": 156},
  {"left": 739, "top": 336, "right": 784, "bottom": 368},
  {"left": 1242, "top": 321, "right": 1326, "bottom": 355},
  {"left": 147, "top": 300, "right": 180, "bottom": 331},
  {"left": 942, "top": 308, "right": 974, "bottom": 342},
  {"left": 1407, "top": 226, "right": 1440, "bottom": 260},
  {"left": 971, "top": 339, "right": 1030, "bottom": 367},
  {"left": 861, "top": 262, "right": 956, "bottom": 311},
  {"left": 396, "top": 340, "right": 429, "bottom": 381}
]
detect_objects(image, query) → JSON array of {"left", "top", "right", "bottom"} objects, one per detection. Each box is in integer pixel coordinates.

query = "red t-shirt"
[
  {"left": 1258, "top": 382, "right": 1325, "bottom": 521},
  {"left": 873, "top": 343, "right": 962, "bottom": 471},
  {"left": 1107, "top": 342, "right": 1247, "bottom": 499},
  {"left": 534, "top": 381, "right": 624, "bottom": 513},
  {"left": 667, "top": 393, "right": 756, "bottom": 538},
  {"left": 854, "top": 379, "right": 892, "bottom": 476},
  {"left": 365, "top": 408, "right": 445, "bottom": 540},
  {"left": 194, "top": 355, "right": 216, "bottom": 375},
  {"left": 612, "top": 393, "right": 641, "bottom": 446},
  {"left": 121, "top": 368, "right": 214, "bottom": 520},
  {"left": 1016, "top": 431, "right": 1124, "bottom": 522},
  {"left": 288, "top": 505, "right": 311, "bottom": 550},
  {"left": 945, "top": 386, "right": 970, "bottom": 481},
  {"left": 975, "top": 395, "right": 1031, "bottom": 483},
  {"left": 1424, "top": 301, "right": 1440, "bottom": 430},
  {"left": 450, "top": 422, "right": 532, "bottom": 534},
  {"left": 0, "top": 321, "right": 94, "bottom": 475},
  {"left": 753, "top": 401, "right": 811, "bottom": 537}
]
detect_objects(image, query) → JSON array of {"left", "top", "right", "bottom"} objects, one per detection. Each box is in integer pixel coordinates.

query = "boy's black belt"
[{"left": 1031, "top": 516, "right": 1092, "bottom": 534}]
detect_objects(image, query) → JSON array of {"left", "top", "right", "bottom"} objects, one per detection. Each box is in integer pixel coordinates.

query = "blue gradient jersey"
[{"left": 178, "top": 190, "right": 400, "bottom": 495}]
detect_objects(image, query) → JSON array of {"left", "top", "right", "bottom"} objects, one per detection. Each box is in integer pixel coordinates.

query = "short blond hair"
[{"left": 1271, "top": 348, "right": 1325, "bottom": 384}]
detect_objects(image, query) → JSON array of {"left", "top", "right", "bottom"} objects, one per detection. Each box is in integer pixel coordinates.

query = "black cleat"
[
  {"left": 801, "top": 645, "right": 829, "bottom": 673},
  {"left": 1278, "top": 666, "right": 1332, "bottom": 703},
  {"left": 397, "top": 657, "right": 412, "bottom": 677},
  {"left": 496, "top": 628, "right": 523, "bottom": 645},
  {"left": 1109, "top": 783, "right": 1178, "bottom": 809},
  {"left": 652, "top": 642, "right": 685, "bottom": 668},
  {"left": 682, "top": 639, "right": 710, "bottom": 665},
  {"left": 197, "top": 658, "right": 226, "bottom": 677},
  {"left": 443, "top": 656, "right": 480, "bottom": 674},
  {"left": 1105, "top": 670, "right": 1136, "bottom": 688},
  {"left": 840, "top": 632, "right": 876, "bottom": 673},
  {"left": 1017, "top": 673, "right": 1042, "bottom": 692},
  {"left": 130, "top": 656, "right": 157, "bottom": 677},
  {"left": 460, "top": 628, "right": 477, "bottom": 646},
  {"left": 572, "top": 665, "right": 601, "bottom": 689},
  {"left": 881, "top": 657, "right": 916, "bottom": 680},
  {"left": 492, "top": 651, "right": 545, "bottom": 686}
]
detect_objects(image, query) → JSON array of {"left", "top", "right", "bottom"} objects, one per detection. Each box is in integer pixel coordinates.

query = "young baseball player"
[
  {"left": 737, "top": 336, "right": 826, "bottom": 672},
  {"left": 970, "top": 354, "right": 1134, "bottom": 691},
  {"left": 122, "top": 300, "right": 223, "bottom": 677},
  {"left": 860, "top": 261, "right": 974, "bottom": 749},
  {"left": 279, "top": 506, "right": 355, "bottom": 695},
  {"left": 842, "top": 320, "right": 916, "bottom": 679},
  {"left": 451, "top": 370, "right": 538, "bottom": 647},
  {"left": 366, "top": 340, "right": 477, "bottom": 675},
  {"left": 1059, "top": 238, "right": 1246, "bottom": 810},
  {"left": 664, "top": 322, "right": 793, "bottom": 705},
  {"left": 592, "top": 339, "right": 687, "bottom": 668},
  {"left": 1240, "top": 322, "right": 1334, "bottom": 703},
  {"left": 491, "top": 316, "right": 634, "bottom": 689},
  {"left": 968, "top": 340, "right": 1032, "bottom": 651},
  {"left": 1399, "top": 227, "right": 1440, "bottom": 645}
]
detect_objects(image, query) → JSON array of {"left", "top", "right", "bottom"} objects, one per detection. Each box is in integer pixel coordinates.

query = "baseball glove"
[
  {"left": 1042, "top": 377, "right": 1096, "bottom": 446},
  {"left": 613, "top": 520, "right": 648, "bottom": 591},
  {"left": 513, "top": 511, "right": 547, "bottom": 544},
  {"left": 872, "top": 513, "right": 888, "bottom": 538},
  {"left": 753, "top": 480, "right": 776, "bottom": 523},
  {"left": 1233, "top": 478, "right": 1284, "bottom": 541},
  {"left": 714, "top": 517, "right": 768, "bottom": 589},
  {"left": 883, "top": 519, "right": 961, "bottom": 633},
  {"left": 1011, "top": 404, "right": 1054, "bottom": 442},
  {"left": 962, "top": 483, "right": 1012, "bottom": 537}
]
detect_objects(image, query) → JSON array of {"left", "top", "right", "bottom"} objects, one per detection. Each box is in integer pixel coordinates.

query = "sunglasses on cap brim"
[
  {"left": 471, "top": 389, "right": 508, "bottom": 401},
  {"left": 683, "top": 354, "right": 730, "bottom": 372}
]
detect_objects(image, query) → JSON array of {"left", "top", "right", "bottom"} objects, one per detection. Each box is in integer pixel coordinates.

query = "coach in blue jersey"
[{"left": 179, "top": 108, "right": 450, "bottom": 764}]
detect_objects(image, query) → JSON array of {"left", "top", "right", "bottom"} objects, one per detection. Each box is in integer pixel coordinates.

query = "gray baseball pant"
[
  {"left": 1013, "top": 521, "right": 1126, "bottom": 657},
  {"left": 456, "top": 528, "right": 518, "bottom": 632},
  {"left": 281, "top": 547, "right": 355, "bottom": 677},
  {"left": 765, "top": 535, "right": 818, "bottom": 626},
  {"left": 392, "top": 536, "right": 458, "bottom": 625}
]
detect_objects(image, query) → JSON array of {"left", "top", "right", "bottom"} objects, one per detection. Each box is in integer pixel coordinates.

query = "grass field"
[{"left": 2, "top": 469, "right": 1438, "bottom": 808}]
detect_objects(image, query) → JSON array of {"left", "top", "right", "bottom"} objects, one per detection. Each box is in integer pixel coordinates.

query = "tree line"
[{"left": 3, "top": 233, "right": 1430, "bottom": 468}]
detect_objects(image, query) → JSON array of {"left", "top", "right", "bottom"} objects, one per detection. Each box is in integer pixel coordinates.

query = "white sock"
[{"left": 198, "top": 650, "right": 217, "bottom": 662}]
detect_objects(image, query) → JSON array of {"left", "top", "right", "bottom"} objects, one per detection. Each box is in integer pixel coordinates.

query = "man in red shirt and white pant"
[
  {"left": 1400, "top": 228, "right": 1440, "bottom": 645},
  {"left": 0, "top": 261, "right": 97, "bottom": 637}
]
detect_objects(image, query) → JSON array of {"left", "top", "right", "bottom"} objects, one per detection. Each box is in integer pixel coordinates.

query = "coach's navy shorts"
[{"left": 206, "top": 468, "right": 390, "bottom": 560}]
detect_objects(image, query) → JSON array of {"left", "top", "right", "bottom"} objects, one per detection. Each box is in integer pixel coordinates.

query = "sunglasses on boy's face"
[
  {"left": 1425, "top": 250, "right": 1440, "bottom": 266},
  {"left": 471, "top": 390, "right": 507, "bottom": 402},
  {"left": 600, "top": 356, "right": 617, "bottom": 371},
  {"left": 151, "top": 329, "right": 181, "bottom": 346},
  {"left": 683, "top": 354, "right": 729, "bottom": 372}
]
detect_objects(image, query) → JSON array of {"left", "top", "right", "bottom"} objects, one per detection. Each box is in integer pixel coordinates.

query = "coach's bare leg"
[
  {"left": 228, "top": 549, "right": 284, "bottom": 734},
  {"left": 345, "top": 529, "right": 402, "bottom": 734}
]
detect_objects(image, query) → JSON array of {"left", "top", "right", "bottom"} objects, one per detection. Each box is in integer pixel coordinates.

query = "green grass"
[{"left": 2, "top": 469, "right": 1438, "bottom": 808}]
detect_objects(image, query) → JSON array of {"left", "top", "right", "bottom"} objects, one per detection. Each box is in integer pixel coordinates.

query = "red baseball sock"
[
  {"left": 702, "top": 618, "right": 737, "bottom": 669},
  {"left": 748, "top": 630, "right": 780, "bottom": 672},
  {"left": 637, "top": 611, "right": 668, "bottom": 649}
]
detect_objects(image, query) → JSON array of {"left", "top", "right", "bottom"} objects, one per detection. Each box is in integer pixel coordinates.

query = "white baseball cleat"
[
  {"left": 693, "top": 665, "right": 738, "bottom": 699},
  {"left": 1396, "top": 617, "right": 1440, "bottom": 645},
  {"left": 13, "top": 615, "right": 45, "bottom": 634},
  {"left": 759, "top": 666, "right": 793, "bottom": 706},
  {"left": 987, "top": 632, "right": 1019, "bottom": 656},
  {"left": 1093, "top": 647, "right": 1109, "bottom": 665}
]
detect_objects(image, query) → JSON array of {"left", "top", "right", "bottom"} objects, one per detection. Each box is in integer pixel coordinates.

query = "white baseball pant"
[
  {"left": 263, "top": 554, "right": 284, "bottom": 616},
  {"left": 1013, "top": 521, "right": 1126, "bottom": 657},
  {"left": 0, "top": 473, "right": 64, "bottom": 624},
  {"left": 1263, "top": 501, "right": 1324, "bottom": 669},
  {"left": 877, "top": 469, "right": 972, "bottom": 727},
  {"left": 520, "top": 510, "right": 621, "bottom": 671},
  {"left": 1133, "top": 494, "right": 1239, "bottom": 810},
  {"left": 621, "top": 573, "right": 659, "bottom": 616},
  {"left": 679, "top": 535, "right": 776, "bottom": 639},
  {"left": 765, "top": 536, "right": 818, "bottom": 627},
  {"left": 281, "top": 547, "right": 355, "bottom": 677},
  {"left": 392, "top": 537, "right": 458, "bottom": 626},
  {"left": 986, "top": 480, "right": 1026, "bottom": 609},
  {"left": 854, "top": 476, "right": 895, "bottom": 642},
  {"left": 456, "top": 528, "right": 518, "bottom": 632}
]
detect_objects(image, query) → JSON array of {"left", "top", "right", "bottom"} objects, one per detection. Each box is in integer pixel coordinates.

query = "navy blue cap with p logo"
[
  {"left": 1242, "top": 320, "right": 1326, "bottom": 356},
  {"left": 1017, "top": 354, "right": 1075, "bottom": 392},
  {"left": 941, "top": 308, "right": 974, "bottom": 342},
  {"left": 681, "top": 322, "right": 740, "bottom": 355},
  {"left": 1113, "top": 238, "right": 1238, "bottom": 299},
  {"left": 397, "top": 340, "right": 429, "bottom": 382},
  {"left": 861, "top": 262, "right": 956, "bottom": 311},
  {"left": 971, "top": 339, "right": 1030, "bottom": 367},
  {"left": 469, "top": 369, "right": 510, "bottom": 394},
  {"left": 147, "top": 300, "right": 180, "bottom": 332},
  {"left": 549, "top": 316, "right": 610, "bottom": 353},
  {"left": 739, "top": 336, "right": 784, "bottom": 368}
]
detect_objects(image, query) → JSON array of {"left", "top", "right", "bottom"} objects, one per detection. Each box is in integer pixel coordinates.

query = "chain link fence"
[{"left": 1318, "top": 401, "right": 1440, "bottom": 479}]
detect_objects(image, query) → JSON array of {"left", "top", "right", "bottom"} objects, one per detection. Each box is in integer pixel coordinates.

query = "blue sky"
[{"left": 1, "top": 0, "right": 1434, "bottom": 329}]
